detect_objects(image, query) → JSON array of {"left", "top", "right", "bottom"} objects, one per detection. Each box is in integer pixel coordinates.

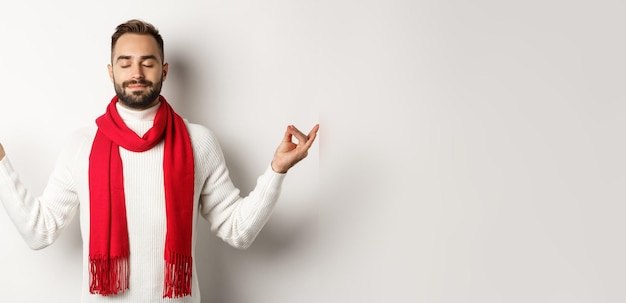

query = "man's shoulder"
[
  {"left": 54, "top": 125, "right": 98, "bottom": 165},
  {"left": 66, "top": 125, "right": 97, "bottom": 146},
  {"left": 185, "top": 121, "right": 215, "bottom": 138},
  {"left": 184, "top": 122, "right": 221, "bottom": 148}
]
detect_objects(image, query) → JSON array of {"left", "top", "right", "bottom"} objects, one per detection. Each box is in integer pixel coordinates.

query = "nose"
[{"left": 130, "top": 64, "right": 145, "bottom": 79}]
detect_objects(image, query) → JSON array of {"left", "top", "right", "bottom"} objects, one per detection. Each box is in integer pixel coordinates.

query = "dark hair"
[{"left": 111, "top": 19, "right": 164, "bottom": 62}]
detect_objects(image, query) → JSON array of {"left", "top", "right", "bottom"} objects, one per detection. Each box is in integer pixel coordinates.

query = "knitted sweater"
[{"left": 0, "top": 103, "right": 285, "bottom": 302}]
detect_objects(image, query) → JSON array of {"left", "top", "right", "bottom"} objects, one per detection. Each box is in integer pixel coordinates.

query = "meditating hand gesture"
[{"left": 271, "top": 124, "right": 320, "bottom": 174}]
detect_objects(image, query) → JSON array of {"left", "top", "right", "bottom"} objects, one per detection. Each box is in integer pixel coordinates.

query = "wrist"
[{"left": 271, "top": 161, "right": 288, "bottom": 174}]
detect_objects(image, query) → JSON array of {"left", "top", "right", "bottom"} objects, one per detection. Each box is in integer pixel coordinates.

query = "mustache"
[{"left": 123, "top": 80, "right": 153, "bottom": 87}]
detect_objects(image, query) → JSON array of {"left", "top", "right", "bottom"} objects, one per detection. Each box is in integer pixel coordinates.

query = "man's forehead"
[{"left": 113, "top": 34, "right": 161, "bottom": 57}]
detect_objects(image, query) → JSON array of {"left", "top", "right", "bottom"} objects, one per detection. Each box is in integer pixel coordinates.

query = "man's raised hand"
[{"left": 271, "top": 124, "right": 319, "bottom": 174}]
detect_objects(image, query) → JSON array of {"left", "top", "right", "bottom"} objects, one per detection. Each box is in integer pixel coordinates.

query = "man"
[{"left": 0, "top": 19, "right": 318, "bottom": 302}]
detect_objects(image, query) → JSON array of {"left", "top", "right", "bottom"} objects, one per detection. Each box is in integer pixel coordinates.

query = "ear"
[
  {"left": 107, "top": 64, "right": 114, "bottom": 82},
  {"left": 162, "top": 62, "right": 169, "bottom": 81}
]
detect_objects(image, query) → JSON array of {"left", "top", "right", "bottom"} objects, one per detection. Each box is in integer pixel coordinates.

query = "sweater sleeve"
[
  {"left": 0, "top": 139, "right": 81, "bottom": 250},
  {"left": 192, "top": 125, "right": 286, "bottom": 249}
]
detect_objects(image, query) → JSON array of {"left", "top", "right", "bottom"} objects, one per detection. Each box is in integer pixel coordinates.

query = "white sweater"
[{"left": 0, "top": 103, "right": 285, "bottom": 303}]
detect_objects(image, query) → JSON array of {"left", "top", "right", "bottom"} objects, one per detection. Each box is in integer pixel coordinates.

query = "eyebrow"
[{"left": 115, "top": 55, "right": 159, "bottom": 63}]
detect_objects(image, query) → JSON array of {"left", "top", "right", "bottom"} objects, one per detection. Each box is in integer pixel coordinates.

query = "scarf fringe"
[
  {"left": 89, "top": 255, "right": 129, "bottom": 296},
  {"left": 163, "top": 250, "right": 193, "bottom": 298}
]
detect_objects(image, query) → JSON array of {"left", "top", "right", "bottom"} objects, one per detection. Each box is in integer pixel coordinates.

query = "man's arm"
[
  {"left": 0, "top": 139, "right": 80, "bottom": 250},
  {"left": 195, "top": 123, "right": 318, "bottom": 249}
]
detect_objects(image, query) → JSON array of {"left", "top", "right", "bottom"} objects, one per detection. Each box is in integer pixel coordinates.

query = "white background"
[{"left": 0, "top": 0, "right": 625, "bottom": 302}]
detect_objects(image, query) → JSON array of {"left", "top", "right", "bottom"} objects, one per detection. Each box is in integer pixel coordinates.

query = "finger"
[
  {"left": 303, "top": 124, "right": 319, "bottom": 148},
  {"left": 306, "top": 124, "right": 319, "bottom": 139},
  {"left": 290, "top": 125, "right": 309, "bottom": 144},
  {"left": 282, "top": 125, "right": 293, "bottom": 143}
]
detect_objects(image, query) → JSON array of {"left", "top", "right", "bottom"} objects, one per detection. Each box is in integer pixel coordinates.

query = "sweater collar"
[{"left": 116, "top": 101, "right": 160, "bottom": 121}]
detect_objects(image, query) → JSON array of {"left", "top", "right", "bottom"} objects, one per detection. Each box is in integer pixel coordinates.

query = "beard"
[{"left": 113, "top": 77, "right": 163, "bottom": 110}]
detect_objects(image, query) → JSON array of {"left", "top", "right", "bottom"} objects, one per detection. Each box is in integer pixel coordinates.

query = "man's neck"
[{"left": 116, "top": 101, "right": 160, "bottom": 121}]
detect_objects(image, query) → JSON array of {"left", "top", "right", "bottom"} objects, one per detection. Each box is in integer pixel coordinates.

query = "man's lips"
[{"left": 124, "top": 80, "right": 152, "bottom": 89}]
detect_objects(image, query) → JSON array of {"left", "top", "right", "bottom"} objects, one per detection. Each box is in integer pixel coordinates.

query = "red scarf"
[{"left": 88, "top": 95, "right": 194, "bottom": 298}]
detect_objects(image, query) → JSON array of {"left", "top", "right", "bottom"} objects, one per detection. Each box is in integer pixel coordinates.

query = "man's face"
[{"left": 108, "top": 33, "right": 168, "bottom": 110}]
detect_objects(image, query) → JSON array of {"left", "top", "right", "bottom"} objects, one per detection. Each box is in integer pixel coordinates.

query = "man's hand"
[
  {"left": 271, "top": 124, "right": 319, "bottom": 174},
  {"left": 0, "top": 143, "right": 5, "bottom": 160}
]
